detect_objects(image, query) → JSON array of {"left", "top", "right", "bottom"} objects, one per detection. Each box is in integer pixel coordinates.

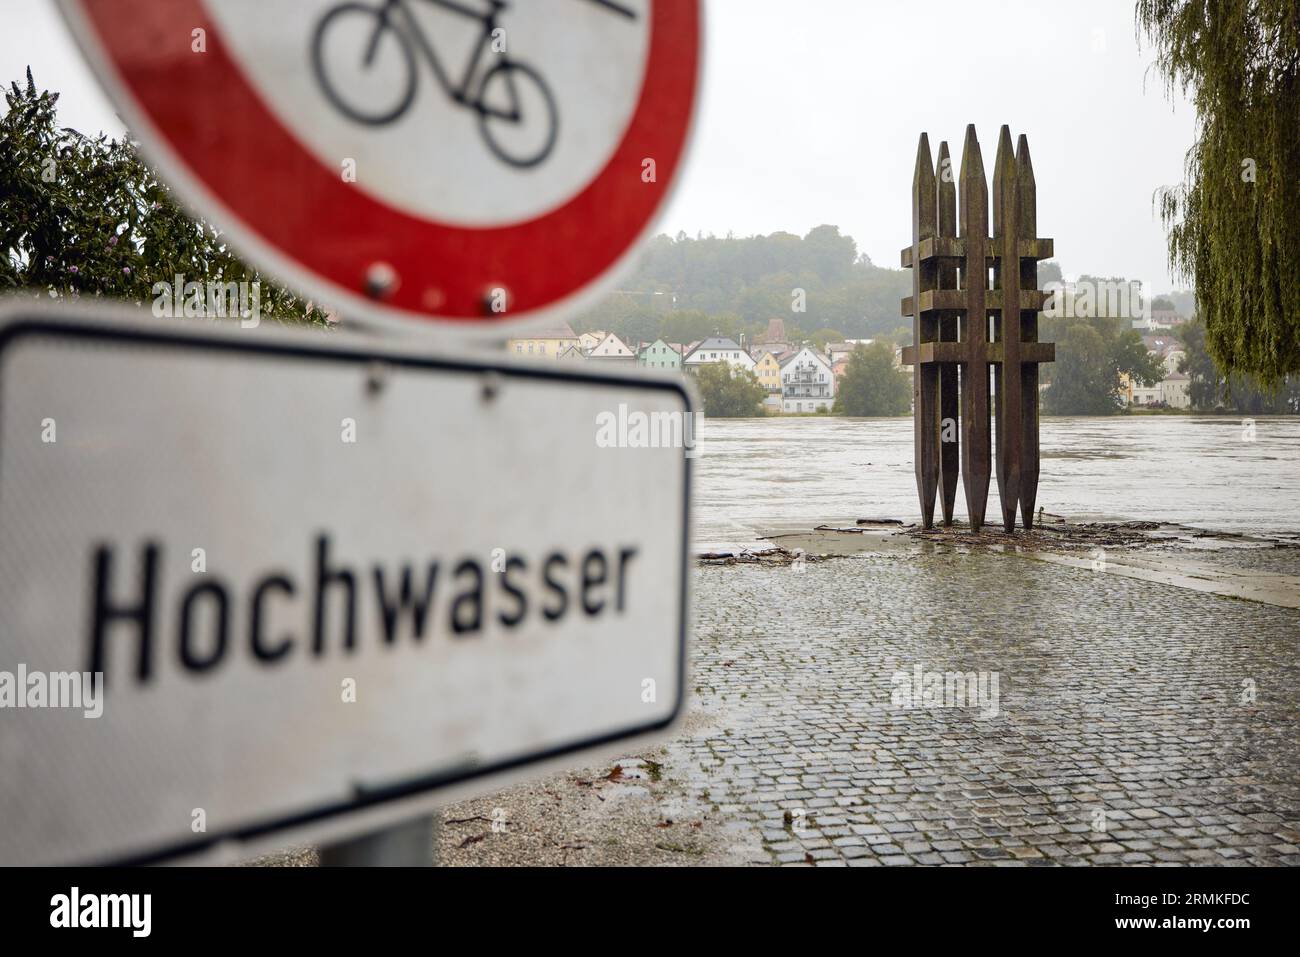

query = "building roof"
[
  {"left": 685, "top": 337, "right": 743, "bottom": 360},
  {"left": 694, "top": 337, "right": 742, "bottom": 351},
  {"left": 779, "top": 347, "right": 830, "bottom": 368},
  {"left": 591, "top": 332, "right": 634, "bottom": 355},
  {"left": 637, "top": 338, "right": 678, "bottom": 355},
  {"left": 1142, "top": 334, "right": 1181, "bottom": 355},
  {"left": 520, "top": 322, "right": 577, "bottom": 340}
]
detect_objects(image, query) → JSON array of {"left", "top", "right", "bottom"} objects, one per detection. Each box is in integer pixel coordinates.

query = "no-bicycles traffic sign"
[{"left": 57, "top": 0, "right": 701, "bottom": 335}]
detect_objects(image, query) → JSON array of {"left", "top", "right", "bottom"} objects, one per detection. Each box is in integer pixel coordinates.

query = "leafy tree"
[
  {"left": 1138, "top": 0, "right": 1299, "bottom": 383},
  {"left": 833, "top": 342, "right": 910, "bottom": 416},
  {"left": 1042, "top": 317, "right": 1164, "bottom": 415},
  {"left": 1178, "top": 318, "right": 1300, "bottom": 412},
  {"left": 693, "top": 361, "right": 766, "bottom": 417},
  {"left": 0, "top": 69, "right": 327, "bottom": 324},
  {"left": 808, "top": 327, "right": 845, "bottom": 352},
  {"left": 658, "top": 309, "right": 725, "bottom": 345},
  {"left": 574, "top": 227, "right": 911, "bottom": 341},
  {"left": 1176, "top": 318, "right": 1224, "bottom": 409}
]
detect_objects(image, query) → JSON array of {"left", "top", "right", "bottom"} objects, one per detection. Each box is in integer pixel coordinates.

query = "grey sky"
[
  {"left": 3, "top": 0, "right": 1197, "bottom": 293},
  {"left": 662, "top": 0, "right": 1197, "bottom": 293}
]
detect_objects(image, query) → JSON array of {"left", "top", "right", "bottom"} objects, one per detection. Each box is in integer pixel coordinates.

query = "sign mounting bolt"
[
  {"left": 365, "top": 262, "right": 399, "bottom": 300},
  {"left": 365, "top": 361, "right": 389, "bottom": 396}
]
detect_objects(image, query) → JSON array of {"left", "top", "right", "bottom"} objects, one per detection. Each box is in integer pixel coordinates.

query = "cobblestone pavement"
[{"left": 679, "top": 551, "right": 1300, "bottom": 866}]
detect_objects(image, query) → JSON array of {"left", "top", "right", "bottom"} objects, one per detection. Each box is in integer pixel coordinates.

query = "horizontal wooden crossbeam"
[
  {"left": 900, "top": 341, "right": 1056, "bottom": 366},
  {"left": 899, "top": 237, "right": 1054, "bottom": 268},
  {"left": 901, "top": 289, "right": 1050, "bottom": 317}
]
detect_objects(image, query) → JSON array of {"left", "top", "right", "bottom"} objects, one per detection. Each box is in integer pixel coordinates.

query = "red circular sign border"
[{"left": 65, "top": 0, "right": 699, "bottom": 330}]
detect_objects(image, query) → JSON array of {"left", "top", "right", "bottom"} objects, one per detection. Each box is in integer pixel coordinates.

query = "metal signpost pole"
[{"left": 319, "top": 816, "right": 439, "bottom": 867}]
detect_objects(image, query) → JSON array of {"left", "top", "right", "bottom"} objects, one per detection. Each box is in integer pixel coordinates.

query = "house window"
[{"left": 515, "top": 344, "right": 522, "bottom": 353}]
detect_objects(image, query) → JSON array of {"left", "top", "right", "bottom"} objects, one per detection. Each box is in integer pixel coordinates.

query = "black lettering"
[
  {"left": 88, "top": 542, "right": 159, "bottom": 686},
  {"left": 542, "top": 552, "right": 568, "bottom": 621},
  {"left": 498, "top": 555, "right": 527, "bottom": 628},
  {"left": 373, "top": 562, "right": 439, "bottom": 643},
  {"left": 450, "top": 558, "right": 484, "bottom": 635},
  {"left": 312, "top": 535, "right": 356, "bottom": 656},
  {"left": 582, "top": 549, "right": 607, "bottom": 616},
  {"left": 251, "top": 574, "right": 295, "bottom": 662},
  {"left": 179, "top": 580, "right": 229, "bottom": 673},
  {"left": 616, "top": 546, "right": 638, "bottom": 612}
]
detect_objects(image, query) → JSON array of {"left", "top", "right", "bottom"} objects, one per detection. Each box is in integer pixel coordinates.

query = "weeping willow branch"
[{"left": 1138, "top": 0, "right": 1300, "bottom": 385}]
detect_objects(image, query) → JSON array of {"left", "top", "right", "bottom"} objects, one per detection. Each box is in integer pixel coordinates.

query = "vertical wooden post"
[
  {"left": 958, "top": 125, "right": 991, "bottom": 532},
  {"left": 993, "top": 126, "right": 1023, "bottom": 532},
  {"left": 935, "top": 141, "right": 960, "bottom": 527},
  {"left": 911, "top": 133, "right": 940, "bottom": 528},
  {"left": 1016, "top": 134, "right": 1042, "bottom": 529}
]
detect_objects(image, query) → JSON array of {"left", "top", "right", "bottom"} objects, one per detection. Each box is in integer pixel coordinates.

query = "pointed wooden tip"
[
  {"left": 914, "top": 132, "right": 935, "bottom": 185},
  {"left": 1016, "top": 134, "right": 1035, "bottom": 180},
  {"left": 995, "top": 126, "right": 1016, "bottom": 176},
  {"left": 1016, "top": 132, "right": 1038, "bottom": 235},
  {"left": 960, "top": 125, "right": 984, "bottom": 177}
]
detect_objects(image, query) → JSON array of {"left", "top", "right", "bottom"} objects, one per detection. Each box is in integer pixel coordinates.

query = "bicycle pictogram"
[{"left": 312, "top": 0, "right": 639, "bottom": 169}]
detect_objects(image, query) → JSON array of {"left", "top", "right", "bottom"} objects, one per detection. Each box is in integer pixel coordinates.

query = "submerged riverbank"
[{"left": 701, "top": 516, "right": 1300, "bottom": 610}]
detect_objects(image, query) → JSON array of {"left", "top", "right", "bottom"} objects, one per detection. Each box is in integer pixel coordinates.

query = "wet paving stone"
[{"left": 676, "top": 552, "right": 1300, "bottom": 866}]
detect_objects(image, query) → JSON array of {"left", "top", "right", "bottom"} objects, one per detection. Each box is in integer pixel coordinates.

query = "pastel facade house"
[
  {"left": 826, "top": 341, "right": 860, "bottom": 366},
  {"left": 587, "top": 332, "right": 636, "bottom": 362},
  {"left": 683, "top": 337, "right": 756, "bottom": 373},
  {"left": 506, "top": 322, "right": 580, "bottom": 359},
  {"left": 752, "top": 350, "right": 783, "bottom": 394},
  {"left": 1161, "top": 371, "right": 1191, "bottom": 408},
  {"left": 780, "top": 347, "right": 835, "bottom": 413},
  {"left": 1131, "top": 377, "right": 1163, "bottom": 406},
  {"left": 1126, "top": 334, "right": 1190, "bottom": 407},
  {"left": 579, "top": 331, "right": 606, "bottom": 353},
  {"left": 637, "top": 339, "right": 681, "bottom": 370}
]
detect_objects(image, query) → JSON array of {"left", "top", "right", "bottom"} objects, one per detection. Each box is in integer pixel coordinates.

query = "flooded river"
[{"left": 692, "top": 415, "right": 1300, "bottom": 542}]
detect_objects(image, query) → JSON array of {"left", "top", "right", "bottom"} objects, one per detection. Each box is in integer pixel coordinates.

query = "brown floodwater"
[{"left": 691, "top": 415, "right": 1300, "bottom": 542}]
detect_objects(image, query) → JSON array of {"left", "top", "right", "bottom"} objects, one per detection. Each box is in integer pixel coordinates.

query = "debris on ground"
[{"left": 696, "top": 545, "right": 824, "bottom": 567}]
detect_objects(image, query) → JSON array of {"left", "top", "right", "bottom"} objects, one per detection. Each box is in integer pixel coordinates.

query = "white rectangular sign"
[{"left": 0, "top": 302, "right": 691, "bottom": 865}]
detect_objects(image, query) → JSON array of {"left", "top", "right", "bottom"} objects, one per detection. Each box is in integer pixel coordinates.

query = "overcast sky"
[{"left": 4, "top": 0, "right": 1197, "bottom": 293}]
